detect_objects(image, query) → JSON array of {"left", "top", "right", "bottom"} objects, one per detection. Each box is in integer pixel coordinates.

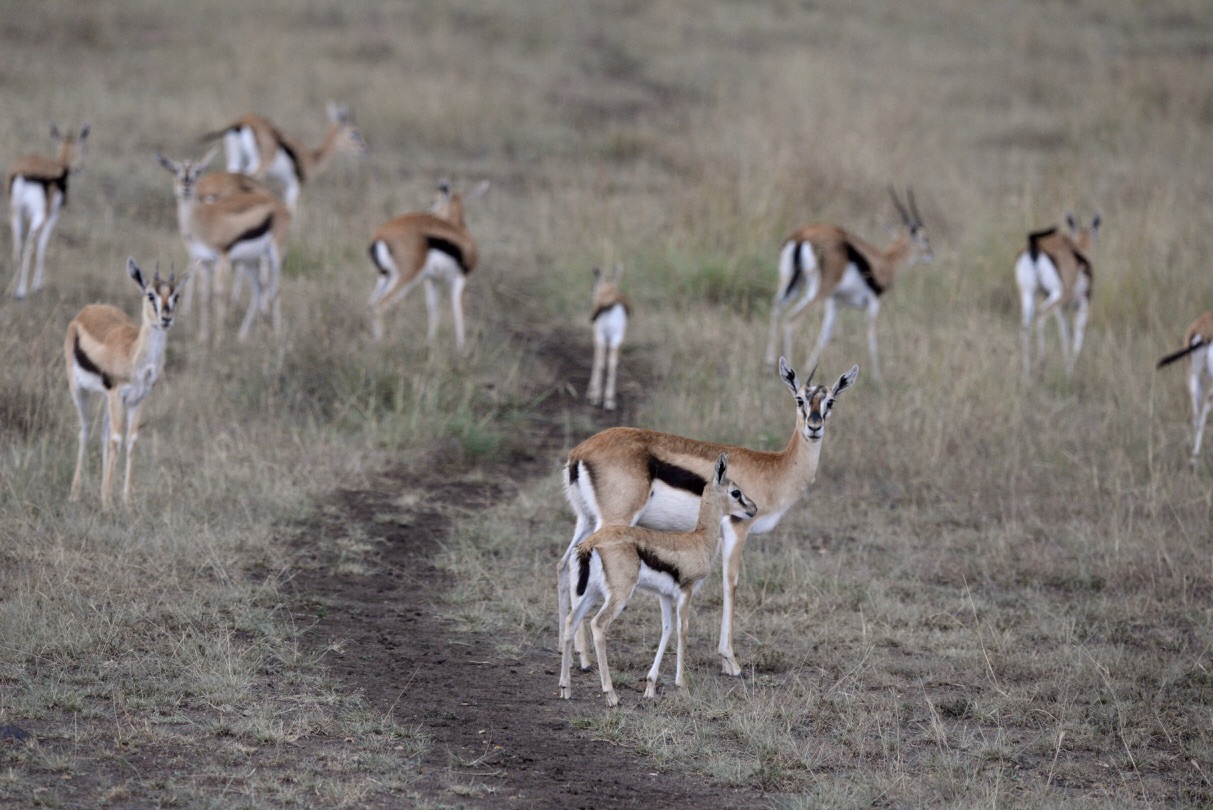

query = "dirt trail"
[{"left": 290, "top": 329, "right": 765, "bottom": 808}]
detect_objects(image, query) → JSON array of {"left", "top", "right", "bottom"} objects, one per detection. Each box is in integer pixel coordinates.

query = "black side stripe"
[
  {"left": 845, "top": 241, "right": 883, "bottom": 296},
  {"left": 637, "top": 546, "right": 683, "bottom": 585},
  {"left": 11, "top": 171, "right": 69, "bottom": 206},
  {"left": 575, "top": 548, "right": 592, "bottom": 597},
  {"left": 426, "top": 236, "right": 468, "bottom": 273},
  {"left": 74, "top": 335, "right": 112, "bottom": 389},
  {"left": 647, "top": 455, "right": 705, "bottom": 495},
  {"left": 223, "top": 215, "right": 273, "bottom": 253},
  {"left": 590, "top": 302, "right": 630, "bottom": 323},
  {"left": 273, "top": 128, "right": 305, "bottom": 183}
]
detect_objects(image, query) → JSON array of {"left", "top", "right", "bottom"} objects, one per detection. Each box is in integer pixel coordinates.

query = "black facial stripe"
[{"left": 647, "top": 455, "right": 706, "bottom": 495}]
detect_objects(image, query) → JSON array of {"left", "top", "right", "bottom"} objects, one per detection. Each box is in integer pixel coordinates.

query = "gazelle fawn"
[
  {"left": 1015, "top": 213, "right": 1101, "bottom": 376},
  {"left": 1157, "top": 311, "right": 1213, "bottom": 466},
  {"left": 367, "top": 179, "right": 488, "bottom": 348},
  {"left": 66, "top": 258, "right": 185, "bottom": 509},
  {"left": 587, "top": 264, "right": 631, "bottom": 410},
  {"left": 764, "top": 187, "right": 931, "bottom": 381},
  {"left": 158, "top": 151, "right": 291, "bottom": 343},
  {"left": 205, "top": 102, "right": 368, "bottom": 214},
  {"left": 7, "top": 123, "right": 89, "bottom": 298},
  {"left": 561, "top": 359, "right": 859, "bottom": 676},
  {"left": 560, "top": 453, "right": 757, "bottom": 706}
]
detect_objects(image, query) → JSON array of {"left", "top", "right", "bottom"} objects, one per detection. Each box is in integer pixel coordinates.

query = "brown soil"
[{"left": 289, "top": 329, "right": 766, "bottom": 808}]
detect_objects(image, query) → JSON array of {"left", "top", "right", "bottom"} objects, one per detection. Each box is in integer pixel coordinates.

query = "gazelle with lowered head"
[
  {"left": 1157, "top": 311, "right": 1213, "bottom": 466},
  {"left": 367, "top": 179, "right": 488, "bottom": 348},
  {"left": 560, "top": 359, "right": 859, "bottom": 677},
  {"left": 560, "top": 453, "right": 757, "bottom": 706},
  {"left": 1014, "top": 213, "right": 1101, "bottom": 376},
  {"left": 157, "top": 150, "right": 292, "bottom": 343},
  {"left": 7, "top": 123, "right": 89, "bottom": 298},
  {"left": 65, "top": 258, "right": 186, "bottom": 509},
  {"left": 204, "top": 102, "right": 368, "bottom": 214},
  {"left": 587, "top": 263, "right": 631, "bottom": 410},
  {"left": 764, "top": 187, "right": 932, "bottom": 382}
]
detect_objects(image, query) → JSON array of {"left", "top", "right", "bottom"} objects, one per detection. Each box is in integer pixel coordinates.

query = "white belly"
[
  {"left": 267, "top": 150, "right": 297, "bottom": 186},
  {"left": 227, "top": 232, "right": 273, "bottom": 263},
  {"left": 748, "top": 506, "right": 789, "bottom": 535},
  {"left": 72, "top": 364, "right": 108, "bottom": 395},
  {"left": 636, "top": 481, "right": 700, "bottom": 531},
  {"left": 10, "top": 178, "right": 56, "bottom": 223},
  {"left": 422, "top": 250, "right": 463, "bottom": 283},
  {"left": 833, "top": 265, "right": 875, "bottom": 309}
]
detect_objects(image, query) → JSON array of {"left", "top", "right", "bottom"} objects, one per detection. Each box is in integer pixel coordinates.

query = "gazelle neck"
[
  {"left": 693, "top": 488, "right": 727, "bottom": 535},
  {"left": 303, "top": 125, "right": 343, "bottom": 178}
]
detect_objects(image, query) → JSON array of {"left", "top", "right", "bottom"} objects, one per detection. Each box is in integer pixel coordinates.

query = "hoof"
[
  {"left": 603, "top": 399, "right": 616, "bottom": 411},
  {"left": 559, "top": 686, "right": 571, "bottom": 700},
  {"left": 603, "top": 690, "right": 619, "bottom": 708},
  {"left": 579, "top": 664, "right": 593, "bottom": 673},
  {"left": 720, "top": 659, "right": 742, "bottom": 677},
  {"left": 643, "top": 680, "right": 657, "bottom": 699}
]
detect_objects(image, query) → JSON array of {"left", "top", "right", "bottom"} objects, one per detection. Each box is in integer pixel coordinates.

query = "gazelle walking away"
[
  {"left": 1157, "top": 311, "right": 1213, "bottom": 466},
  {"left": 157, "top": 151, "right": 291, "bottom": 343},
  {"left": 587, "top": 264, "right": 631, "bottom": 410},
  {"left": 367, "top": 179, "right": 488, "bottom": 348},
  {"left": 7, "top": 123, "right": 89, "bottom": 298},
  {"left": 65, "top": 258, "right": 186, "bottom": 509},
  {"left": 764, "top": 188, "right": 932, "bottom": 382},
  {"left": 204, "top": 102, "right": 368, "bottom": 214},
  {"left": 1014, "top": 213, "right": 1101, "bottom": 376},
  {"left": 560, "top": 359, "right": 859, "bottom": 677},
  {"left": 560, "top": 454, "right": 757, "bottom": 706}
]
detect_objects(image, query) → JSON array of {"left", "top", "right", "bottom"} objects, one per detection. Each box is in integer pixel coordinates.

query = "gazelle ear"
[
  {"left": 1065, "top": 213, "right": 1077, "bottom": 234},
  {"left": 714, "top": 452, "right": 729, "bottom": 485},
  {"left": 592, "top": 266, "right": 602, "bottom": 282},
  {"left": 51, "top": 123, "right": 61, "bottom": 140},
  {"left": 79, "top": 124, "right": 90, "bottom": 141},
  {"left": 1091, "top": 213, "right": 1102, "bottom": 234},
  {"left": 127, "top": 257, "right": 146, "bottom": 290},
  {"left": 833, "top": 365, "right": 860, "bottom": 397},
  {"left": 155, "top": 153, "right": 178, "bottom": 174},
  {"left": 778, "top": 357, "right": 799, "bottom": 395}
]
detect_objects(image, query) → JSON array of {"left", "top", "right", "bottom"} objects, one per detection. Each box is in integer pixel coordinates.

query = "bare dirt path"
[{"left": 290, "top": 330, "right": 766, "bottom": 808}]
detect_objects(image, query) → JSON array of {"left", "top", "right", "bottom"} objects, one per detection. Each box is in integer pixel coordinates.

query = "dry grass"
[{"left": 2, "top": 0, "right": 1212, "bottom": 805}]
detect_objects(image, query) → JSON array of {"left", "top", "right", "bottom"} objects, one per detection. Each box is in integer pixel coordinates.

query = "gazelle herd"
[{"left": 3, "top": 100, "right": 1208, "bottom": 710}]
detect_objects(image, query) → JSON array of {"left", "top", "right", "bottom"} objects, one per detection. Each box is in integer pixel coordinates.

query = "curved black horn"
[
  {"left": 907, "top": 186, "right": 923, "bottom": 227},
  {"left": 805, "top": 363, "right": 818, "bottom": 387},
  {"left": 888, "top": 185, "right": 911, "bottom": 227}
]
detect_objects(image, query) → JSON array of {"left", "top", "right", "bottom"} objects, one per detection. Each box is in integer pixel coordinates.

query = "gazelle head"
[
  {"left": 713, "top": 453, "right": 759, "bottom": 522},
  {"left": 156, "top": 149, "right": 218, "bottom": 202},
  {"left": 50, "top": 123, "right": 90, "bottom": 173},
  {"left": 779, "top": 358, "right": 859, "bottom": 442},
  {"left": 429, "top": 178, "right": 490, "bottom": 228},
  {"left": 128, "top": 258, "right": 186, "bottom": 331},
  {"left": 325, "top": 101, "right": 370, "bottom": 156},
  {"left": 591, "top": 263, "right": 624, "bottom": 294},
  {"left": 889, "top": 185, "right": 933, "bottom": 265},
  {"left": 1065, "top": 212, "right": 1102, "bottom": 253}
]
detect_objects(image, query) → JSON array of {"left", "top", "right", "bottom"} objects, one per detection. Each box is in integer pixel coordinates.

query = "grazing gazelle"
[
  {"left": 158, "top": 151, "right": 291, "bottom": 343},
  {"left": 1014, "top": 213, "right": 1101, "bottom": 376},
  {"left": 65, "top": 258, "right": 185, "bottom": 509},
  {"left": 1157, "top": 311, "right": 1213, "bottom": 465},
  {"left": 587, "top": 264, "right": 631, "bottom": 410},
  {"left": 367, "top": 180, "right": 488, "bottom": 347},
  {"left": 560, "top": 359, "right": 859, "bottom": 677},
  {"left": 560, "top": 454, "right": 757, "bottom": 706},
  {"left": 7, "top": 123, "right": 89, "bottom": 298},
  {"left": 764, "top": 188, "right": 932, "bottom": 381},
  {"left": 204, "top": 102, "right": 368, "bottom": 213}
]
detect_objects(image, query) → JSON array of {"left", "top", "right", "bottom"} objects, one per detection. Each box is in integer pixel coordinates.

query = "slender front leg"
[
  {"left": 450, "top": 275, "right": 467, "bottom": 351},
  {"left": 587, "top": 340, "right": 605, "bottom": 405},
  {"left": 68, "top": 384, "right": 90, "bottom": 501},
  {"left": 805, "top": 297, "right": 838, "bottom": 372},
  {"left": 1191, "top": 367, "right": 1209, "bottom": 464},
  {"left": 31, "top": 202, "right": 61, "bottom": 293},
  {"left": 718, "top": 530, "right": 747, "bottom": 676},
  {"left": 236, "top": 264, "right": 263, "bottom": 342},
  {"left": 866, "top": 298, "right": 882, "bottom": 383},
  {"left": 779, "top": 282, "right": 820, "bottom": 370},
  {"left": 423, "top": 279, "right": 440, "bottom": 342},
  {"left": 644, "top": 595, "right": 675, "bottom": 698},
  {"left": 674, "top": 587, "right": 692, "bottom": 688},
  {"left": 604, "top": 344, "right": 621, "bottom": 411},
  {"left": 122, "top": 402, "right": 145, "bottom": 505},
  {"left": 1020, "top": 291, "right": 1036, "bottom": 377},
  {"left": 1070, "top": 298, "right": 1090, "bottom": 374},
  {"left": 14, "top": 218, "right": 43, "bottom": 299}
]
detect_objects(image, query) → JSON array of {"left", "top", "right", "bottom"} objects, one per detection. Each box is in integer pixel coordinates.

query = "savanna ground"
[{"left": 1, "top": 1, "right": 1211, "bottom": 806}]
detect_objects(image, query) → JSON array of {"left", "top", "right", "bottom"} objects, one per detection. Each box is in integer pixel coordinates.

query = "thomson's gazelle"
[
  {"left": 561, "top": 359, "right": 859, "bottom": 677},
  {"left": 65, "top": 258, "right": 185, "bottom": 509},
  {"left": 1014, "top": 213, "right": 1101, "bottom": 376},
  {"left": 1157, "top": 311, "right": 1213, "bottom": 465},
  {"left": 587, "top": 264, "right": 631, "bottom": 410},
  {"left": 367, "top": 180, "right": 488, "bottom": 347},
  {"left": 7, "top": 123, "right": 89, "bottom": 298},
  {"left": 158, "top": 151, "right": 291, "bottom": 343},
  {"left": 560, "top": 453, "right": 757, "bottom": 706},
  {"left": 765, "top": 187, "right": 932, "bottom": 381},
  {"left": 204, "top": 102, "right": 367, "bottom": 213}
]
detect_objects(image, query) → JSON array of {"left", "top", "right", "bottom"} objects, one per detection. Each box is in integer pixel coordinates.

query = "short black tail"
[
  {"left": 1158, "top": 339, "right": 1206, "bottom": 369},
  {"left": 575, "top": 548, "right": 592, "bottom": 597}
]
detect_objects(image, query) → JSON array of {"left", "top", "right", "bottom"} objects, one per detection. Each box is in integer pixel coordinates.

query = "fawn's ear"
[
  {"left": 778, "top": 357, "right": 799, "bottom": 396},
  {"left": 714, "top": 452, "right": 729, "bottom": 485},
  {"left": 127, "top": 257, "right": 146, "bottom": 290},
  {"left": 833, "top": 365, "right": 860, "bottom": 397}
]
